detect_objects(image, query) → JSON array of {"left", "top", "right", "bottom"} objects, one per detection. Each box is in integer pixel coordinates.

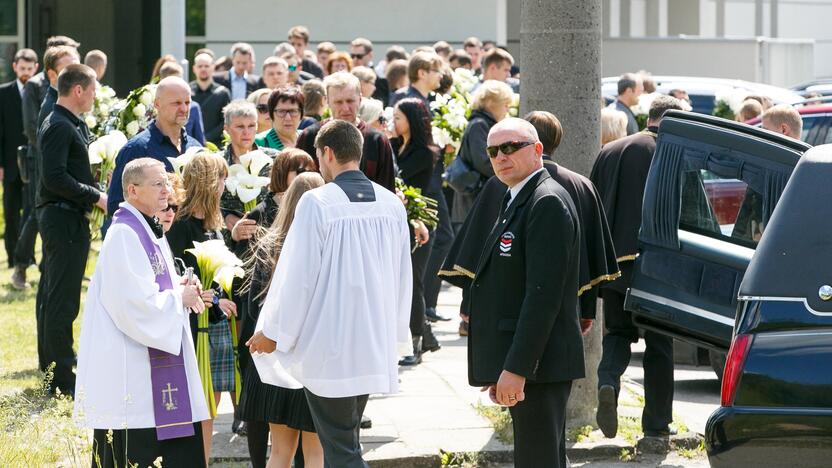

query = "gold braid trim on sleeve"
[
  {"left": 438, "top": 264, "right": 476, "bottom": 279},
  {"left": 577, "top": 271, "right": 622, "bottom": 297}
]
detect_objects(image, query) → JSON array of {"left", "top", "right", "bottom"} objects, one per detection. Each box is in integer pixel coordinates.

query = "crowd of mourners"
[{"left": 0, "top": 24, "right": 808, "bottom": 468}]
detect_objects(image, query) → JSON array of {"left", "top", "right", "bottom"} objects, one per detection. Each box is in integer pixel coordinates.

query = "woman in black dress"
[
  {"left": 391, "top": 98, "right": 440, "bottom": 365},
  {"left": 237, "top": 151, "right": 321, "bottom": 468},
  {"left": 165, "top": 152, "right": 237, "bottom": 462}
]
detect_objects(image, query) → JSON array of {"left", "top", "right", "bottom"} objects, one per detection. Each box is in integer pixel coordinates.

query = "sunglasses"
[
  {"left": 288, "top": 64, "right": 298, "bottom": 72},
  {"left": 350, "top": 53, "right": 366, "bottom": 60},
  {"left": 255, "top": 104, "right": 269, "bottom": 114},
  {"left": 486, "top": 141, "right": 535, "bottom": 159},
  {"left": 162, "top": 204, "right": 178, "bottom": 213}
]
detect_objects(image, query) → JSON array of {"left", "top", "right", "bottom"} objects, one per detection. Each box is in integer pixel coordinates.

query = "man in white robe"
[
  {"left": 74, "top": 158, "right": 209, "bottom": 468},
  {"left": 248, "top": 119, "right": 412, "bottom": 467}
]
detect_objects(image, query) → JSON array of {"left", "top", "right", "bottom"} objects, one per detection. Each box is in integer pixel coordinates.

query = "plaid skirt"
[{"left": 209, "top": 320, "right": 235, "bottom": 392}]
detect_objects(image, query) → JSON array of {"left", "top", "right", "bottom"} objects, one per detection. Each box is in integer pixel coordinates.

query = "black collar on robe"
[
  {"left": 440, "top": 159, "right": 620, "bottom": 319},
  {"left": 140, "top": 211, "right": 164, "bottom": 238}
]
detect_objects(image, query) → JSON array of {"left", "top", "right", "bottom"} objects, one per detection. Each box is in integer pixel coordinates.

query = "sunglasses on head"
[
  {"left": 163, "top": 204, "right": 178, "bottom": 213},
  {"left": 486, "top": 141, "right": 535, "bottom": 159},
  {"left": 255, "top": 104, "right": 269, "bottom": 114}
]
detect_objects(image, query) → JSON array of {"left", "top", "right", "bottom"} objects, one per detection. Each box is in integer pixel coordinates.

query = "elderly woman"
[
  {"left": 358, "top": 97, "right": 386, "bottom": 133},
  {"left": 601, "top": 107, "right": 628, "bottom": 146},
  {"left": 450, "top": 79, "right": 513, "bottom": 228},
  {"left": 247, "top": 88, "right": 273, "bottom": 133},
  {"left": 254, "top": 86, "right": 304, "bottom": 151},
  {"left": 351, "top": 66, "right": 377, "bottom": 98},
  {"left": 325, "top": 51, "right": 353, "bottom": 75}
]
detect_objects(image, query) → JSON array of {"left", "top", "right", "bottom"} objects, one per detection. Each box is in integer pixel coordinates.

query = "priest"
[
  {"left": 248, "top": 120, "right": 412, "bottom": 466},
  {"left": 74, "top": 158, "right": 209, "bottom": 467}
]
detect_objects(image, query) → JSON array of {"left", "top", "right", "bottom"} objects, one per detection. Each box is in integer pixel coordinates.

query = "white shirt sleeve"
[
  {"left": 261, "top": 193, "right": 326, "bottom": 352},
  {"left": 97, "top": 226, "right": 185, "bottom": 355}
]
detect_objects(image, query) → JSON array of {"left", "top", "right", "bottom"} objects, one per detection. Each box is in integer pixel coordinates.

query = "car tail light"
[{"left": 721, "top": 333, "right": 752, "bottom": 407}]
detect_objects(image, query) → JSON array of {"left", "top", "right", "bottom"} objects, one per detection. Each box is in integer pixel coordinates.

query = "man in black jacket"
[
  {"left": 37, "top": 64, "right": 107, "bottom": 396},
  {"left": 467, "top": 118, "right": 582, "bottom": 468},
  {"left": 213, "top": 43, "right": 261, "bottom": 100},
  {"left": 191, "top": 52, "right": 231, "bottom": 146},
  {"left": 0, "top": 49, "right": 37, "bottom": 270},
  {"left": 591, "top": 95, "right": 685, "bottom": 440}
]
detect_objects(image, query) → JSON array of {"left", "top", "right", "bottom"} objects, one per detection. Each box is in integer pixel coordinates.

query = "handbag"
[{"left": 444, "top": 153, "right": 484, "bottom": 194}]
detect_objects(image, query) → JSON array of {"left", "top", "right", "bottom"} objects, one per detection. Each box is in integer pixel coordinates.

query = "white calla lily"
[{"left": 240, "top": 150, "right": 273, "bottom": 175}]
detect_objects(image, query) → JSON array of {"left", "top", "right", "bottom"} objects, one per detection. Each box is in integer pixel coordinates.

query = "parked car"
[
  {"left": 623, "top": 110, "right": 811, "bottom": 378},
  {"left": 791, "top": 78, "right": 832, "bottom": 97},
  {"left": 602, "top": 76, "right": 805, "bottom": 115},
  {"left": 705, "top": 144, "right": 832, "bottom": 468},
  {"left": 746, "top": 103, "right": 832, "bottom": 145}
]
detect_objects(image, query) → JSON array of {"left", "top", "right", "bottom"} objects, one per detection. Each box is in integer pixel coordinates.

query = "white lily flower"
[
  {"left": 225, "top": 176, "right": 239, "bottom": 196},
  {"left": 88, "top": 138, "right": 105, "bottom": 165},
  {"left": 133, "top": 103, "right": 147, "bottom": 118},
  {"left": 239, "top": 150, "right": 273, "bottom": 175},
  {"left": 168, "top": 151, "right": 197, "bottom": 175},
  {"left": 84, "top": 115, "right": 97, "bottom": 129},
  {"left": 215, "top": 265, "right": 245, "bottom": 297},
  {"left": 126, "top": 120, "right": 140, "bottom": 137},
  {"left": 228, "top": 163, "right": 246, "bottom": 178},
  {"left": 140, "top": 90, "right": 153, "bottom": 107}
]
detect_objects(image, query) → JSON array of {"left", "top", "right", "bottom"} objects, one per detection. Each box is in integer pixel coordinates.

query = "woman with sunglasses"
[
  {"left": 247, "top": 88, "right": 273, "bottom": 133},
  {"left": 254, "top": 86, "right": 305, "bottom": 152},
  {"left": 237, "top": 169, "right": 325, "bottom": 468},
  {"left": 391, "top": 98, "right": 440, "bottom": 365}
]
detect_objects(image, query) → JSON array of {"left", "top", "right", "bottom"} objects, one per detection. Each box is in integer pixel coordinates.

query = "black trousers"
[
  {"left": 2, "top": 176, "right": 23, "bottom": 267},
  {"left": 508, "top": 380, "right": 572, "bottom": 468},
  {"left": 14, "top": 152, "right": 39, "bottom": 267},
  {"left": 92, "top": 422, "right": 205, "bottom": 468},
  {"left": 423, "top": 188, "right": 453, "bottom": 309},
  {"left": 38, "top": 205, "right": 90, "bottom": 394},
  {"left": 597, "top": 288, "right": 674, "bottom": 432},
  {"left": 304, "top": 390, "right": 369, "bottom": 468},
  {"left": 409, "top": 235, "right": 433, "bottom": 338}
]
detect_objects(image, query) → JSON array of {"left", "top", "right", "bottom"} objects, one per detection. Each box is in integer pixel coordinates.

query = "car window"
[
  {"left": 802, "top": 115, "right": 821, "bottom": 142},
  {"left": 679, "top": 169, "right": 762, "bottom": 248}
]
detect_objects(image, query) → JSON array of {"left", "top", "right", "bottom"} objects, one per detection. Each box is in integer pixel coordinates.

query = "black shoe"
[
  {"left": 425, "top": 307, "right": 451, "bottom": 322},
  {"left": 399, "top": 337, "right": 422, "bottom": 366},
  {"left": 232, "top": 418, "right": 247, "bottom": 436},
  {"left": 458, "top": 320, "right": 469, "bottom": 337},
  {"left": 422, "top": 323, "right": 441, "bottom": 353},
  {"left": 360, "top": 414, "right": 372, "bottom": 429},
  {"left": 596, "top": 385, "right": 618, "bottom": 438},
  {"left": 644, "top": 427, "right": 677, "bottom": 438}
]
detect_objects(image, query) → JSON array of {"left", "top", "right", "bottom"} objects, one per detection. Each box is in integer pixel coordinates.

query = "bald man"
[
  {"left": 465, "top": 118, "right": 583, "bottom": 468},
  {"left": 108, "top": 76, "right": 204, "bottom": 215},
  {"left": 761, "top": 104, "right": 803, "bottom": 141}
]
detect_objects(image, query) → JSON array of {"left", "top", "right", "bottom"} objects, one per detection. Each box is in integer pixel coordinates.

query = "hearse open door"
[{"left": 623, "top": 111, "right": 810, "bottom": 365}]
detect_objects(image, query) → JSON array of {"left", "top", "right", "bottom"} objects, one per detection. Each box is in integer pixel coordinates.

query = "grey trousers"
[{"left": 304, "top": 390, "right": 369, "bottom": 468}]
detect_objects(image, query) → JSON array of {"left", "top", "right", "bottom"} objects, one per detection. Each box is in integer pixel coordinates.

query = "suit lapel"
[{"left": 475, "top": 170, "right": 550, "bottom": 275}]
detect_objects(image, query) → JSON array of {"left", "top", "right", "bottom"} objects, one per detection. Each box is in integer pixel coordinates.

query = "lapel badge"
[{"left": 499, "top": 232, "right": 514, "bottom": 257}]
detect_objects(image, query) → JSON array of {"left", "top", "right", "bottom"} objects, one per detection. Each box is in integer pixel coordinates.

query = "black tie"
[{"left": 499, "top": 190, "right": 512, "bottom": 218}]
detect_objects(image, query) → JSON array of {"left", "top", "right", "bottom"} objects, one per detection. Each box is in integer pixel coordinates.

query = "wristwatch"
[{"left": 212, "top": 291, "right": 220, "bottom": 306}]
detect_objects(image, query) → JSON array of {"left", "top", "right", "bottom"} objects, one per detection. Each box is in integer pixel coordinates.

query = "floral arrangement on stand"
[
  {"left": 84, "top": 85, "right": 119, "bottom": 138},
  {"left": 185, "top": 239, "right": 244, "bottom": 417},
  {"left": 117, "top": 84, "right": 157, "bottom": 138},
  {"left": 87, "top": 131, "right": 127, "bottom": 238},
  {"left": 431, "top": 67, "right": 475, "bottom": 168},
  {"left": 713, "top": 88, "right": 749, "bottom": 121},
  {"left": 225, "top": 150, "right": 273, "bottom": 212}
]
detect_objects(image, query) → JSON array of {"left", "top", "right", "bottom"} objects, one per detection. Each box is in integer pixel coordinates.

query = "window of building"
[
  {"left": 679, "top": 169, "right": 763, "bottom": 248},
  {"left": 185, "top": 0, "right": 205, "bottom": 62},
  {"left": 0, "top": 0, "right": 21, "bottom": 83}
]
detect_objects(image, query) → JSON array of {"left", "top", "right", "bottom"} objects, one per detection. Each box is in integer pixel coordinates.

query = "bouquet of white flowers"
[
  {"left": 185, "top": 239, "right": 244, "bottom": 417},
  {"left": 713, "top": 88, "right": 749, "bottom": 121},
  {"left": 225, "top": 150, "right": 273, "bottom": 212},
  {"left": 84, "top": 85, "right": 120, "bottom": 138},
  {"left": 431, "top": 68, "right": 475, "bottom": 167},
  {"left": 87, "top": 130, "right": 127, "bottom": 238},
  {"left": 630, "top": 92, "right": 659, "bottom": 130},
  {"left": 117, "top": 84, "right": 156, "bottom": 138}
]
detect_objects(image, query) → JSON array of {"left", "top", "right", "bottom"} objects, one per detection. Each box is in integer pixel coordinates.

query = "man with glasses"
[
  {"left": 191, "top": 52, "right": 231, "bottom": 147},
  {"left": 465, "top": 117, "right": 583, "bottom": 468},
  {"left": 388, "top": 51, "right": 443, "bottom": 107},
  {"left": 350, "top": 37, "right": 375, "bottom": 68}
]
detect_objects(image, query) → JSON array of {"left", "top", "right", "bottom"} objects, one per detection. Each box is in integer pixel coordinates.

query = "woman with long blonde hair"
[
  {"left": 239, "top": 171, "right": 325, "bottom": 468},
  {"left": 166, "top": 152, "right": 238, "bottom": 463}
]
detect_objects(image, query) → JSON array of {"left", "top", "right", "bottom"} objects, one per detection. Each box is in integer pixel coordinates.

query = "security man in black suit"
[
  {"left": 466, "top": 118, "right": 583, "bottom": 468},
  {"left": 0, "top": 49, "right": 38, "bottom": 269}
]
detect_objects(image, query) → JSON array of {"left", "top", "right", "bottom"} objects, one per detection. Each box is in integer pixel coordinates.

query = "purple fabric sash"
[{"left": 112, "top": 207, "right": 195, "bottom": 440}]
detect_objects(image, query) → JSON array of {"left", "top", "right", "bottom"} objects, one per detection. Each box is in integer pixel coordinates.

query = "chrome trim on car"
[
  {"left": 737, "top": 296, "right": 832, "bottom": 317},
  {"left": 630, "top": 289, "right": 736, "bottom": 326}
]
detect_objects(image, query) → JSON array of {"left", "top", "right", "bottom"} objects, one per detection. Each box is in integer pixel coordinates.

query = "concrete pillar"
[
  {"left": 755, "top": 0, "right": 764, "bottom": 36},
  {"left": 716, "top": 0, "right": 726, "bottom": 37},
  {"left": 520, "top": 0, "right": 603, "bottom": 426},
  {"left": 645, "top": 0, "right": 661, "bottom": 36},
  {"left": 770, "top": 0, "right": 779, "bottom": 37},
  {"left": 160, "top": 0, "right": 185, "bottom": 60},
  {"left": 620, "top": 0, "right": 632, "bottom": 37}
]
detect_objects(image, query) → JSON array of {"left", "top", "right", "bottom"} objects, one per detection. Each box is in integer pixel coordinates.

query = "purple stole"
[{"left": 112, "top": 207, "right": 195, "bottom": 440}]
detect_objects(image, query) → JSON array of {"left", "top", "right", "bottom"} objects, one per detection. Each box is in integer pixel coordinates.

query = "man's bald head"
[
  {"left": 155, "top": 76, "right": 191, "bottom": 129},
  {"left": 487, "top": 117, "right": 544, "bottom": 187}
]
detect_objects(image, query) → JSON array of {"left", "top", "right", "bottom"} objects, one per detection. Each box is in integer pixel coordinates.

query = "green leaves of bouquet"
[{"left": 395, "top": 178, "right": 439, "bottom": 229}]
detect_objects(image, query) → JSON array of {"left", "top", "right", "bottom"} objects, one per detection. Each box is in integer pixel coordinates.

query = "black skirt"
[
  {"left": 236, "top": 364, "right": 316, "bottom": 433},
  {"left": 91, "top": 423, "right": 205, "bottom": 468}
]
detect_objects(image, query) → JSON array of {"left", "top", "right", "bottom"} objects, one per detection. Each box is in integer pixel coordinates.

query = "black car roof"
[
  {"left": 739, "top": 144, "right": 832, "bottom": 312},
  {"left": 659, "top": 110, "right": 812, "bottom": 155}
]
